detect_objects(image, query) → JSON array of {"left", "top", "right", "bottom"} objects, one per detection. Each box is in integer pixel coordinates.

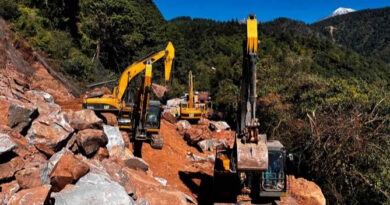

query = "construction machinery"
[
  {"left": 213, "top": 15, "right": 288, "bottom": 203},
  {"left": 82, "top": 42, "right": 175, "bottom": 150},
  {"left": 179, "top": 71, "right": 203, "bottom": 121}
]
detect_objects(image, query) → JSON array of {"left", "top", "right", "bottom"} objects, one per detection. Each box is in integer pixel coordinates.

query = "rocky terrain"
[{"left": 0, "top": 18, "right": 325, "bottom": 205}]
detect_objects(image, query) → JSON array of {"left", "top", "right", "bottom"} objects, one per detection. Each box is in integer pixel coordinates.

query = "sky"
[{"left": 154, "top": 0, "right": 390, "bottom": 23}]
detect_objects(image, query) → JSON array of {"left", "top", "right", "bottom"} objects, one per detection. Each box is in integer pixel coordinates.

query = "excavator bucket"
[{"left": 236, "top": 137, "right": 268, "bottom": 171}]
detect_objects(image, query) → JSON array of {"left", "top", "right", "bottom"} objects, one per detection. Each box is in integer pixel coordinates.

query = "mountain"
[
  {"left": 321, "top": 7, "right": 355, "bottom": 21},
  {"left": 311, "top": 7, "right": 390, "bottom": 64}
]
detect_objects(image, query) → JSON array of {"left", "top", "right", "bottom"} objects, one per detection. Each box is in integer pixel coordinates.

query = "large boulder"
[
  {"left": 92, "top": 147, "right": 109, "bottom": 161},
  {"left": 288, "top": 175, "right": 326, "bottom": 205},
  {"left": 109, "top": 145, "right": 133, "bottom": 161},
  {"left": 197, "top": 138, "right": 228, "bottom": 152},
  {"left": 162, "top": 111, "right": 178, "bottom": 124},
  {"left": 8, "top": 185, "right": 51, "bottom": 205},
  {"left": 40, "top": 148, "right": 72, "bottom": 185},
  {"left": 143, "top": 189, "right": 187, "bottom": 205},
  {"left": 49, "top": 154, "right": 89, "bottom": 192},
  {"left": 184, "top": 126, "right": 212, "bottom": 144},
  {"left": 54, "top": 173, "right": 135, "bottom": 205},
  {"left": 176, "top": 120, "right": 191, "bottom": 132},
  {"left": 0, "top": 97, "right": 37, "bottom": 132},
  {"left": 103, "top": 125, "right": 124, "bottom": 151},
  {"left": 0, "top": 157, "right": 24, "bottom": 181},
  {"left": 100, "top": 112, "right": 118, "bottom": 126},
  {"left": 66, "top": 109, "right": 103, "bottom": 130},
  {"left": 0, "top": 181, "right": 20, "bottom": 204},
  {"left": 26, "top": 113, "right": 73, "bottom": 151},
  {"left": 15, "top": 165, "right": 43, "bottom": 189},
  {"left": 209, "top": 121, "right": 230, "bottom": 132},
  {"left": 0, "top": 133, "right": 17, "bottom": 155},
  {"left": 76, "top": 129, "right": 108, "bottom": 155},
  {"left": 102, "top": 159, "right": 137, "bottom": 198},
  {"left": 123, "top": 157, "right": 150, "bottom": 172}
]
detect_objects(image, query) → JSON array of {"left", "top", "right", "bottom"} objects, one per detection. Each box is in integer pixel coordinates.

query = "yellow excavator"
[
  {"left": 82, "top": 42, "right": 175, "bottom": 150},
  {"left": 179, "top": 71, "right": 203, "bottom": 121},
  {"left": 213, "top": 15, "right": 288, "bottom": 203}
]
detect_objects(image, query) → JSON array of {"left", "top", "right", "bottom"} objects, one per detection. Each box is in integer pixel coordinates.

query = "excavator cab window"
[
  {"left": 145, "top": 102, "right": 161, "bottom": 129},
  {"left": 262, "top": 151, "right": 285, "bottom": 192},
  {"left": 181, "top": 103, "right": 188, "bottom": 108}
]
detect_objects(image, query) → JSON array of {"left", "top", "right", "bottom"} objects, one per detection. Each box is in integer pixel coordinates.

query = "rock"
[
  {"left": 198, "top": 117, "right": 210, "bottom": 127},
  {"left": 138, "top": 198, "right": 150, "bottom": 205},
  {"left": 34, "top": 143, "right": 55, "bottom": 156},
  {"left": 76, "top": 129, "right": 108, "bottom": 155},
  {"left": 154, "top": 177, "right": 167, "bottom": 186},
  {"left": 0, "top": 181, "right": 20, "bottom": 204},
  {"left": 49, "top": 154, "right": 89, "bottom": 192},
  {"left": 109, "top": 145, "right": 133, "bottom": 161},
  {"left": 25, "top": 90, "right": 54, "bottom": 103},
  {"left": 8, "top": 130, "right": 34, "bottom": 158},
  {"left": 0, "top": 97, "right": 37, "bottom": 132},
  {"left": 66, "top": 109, "right": 103, "bottom": 130},
  {"left": 151, "top": 83, "right": 167, "bottom": 99},
  {"left": 197, "top": 139, "right": 228, "bottom": 152},
  {"left": 40, "top": 148, "right": 72, "bottom": 185},
  {"left": 103, "top": 125, "right": 124, "bottom": 151},
  {"left": 184, "top": 126, "right": 212, "bottom": 144},
  {"left": 92, "top": 147, "right": 109, "bottom": 161},
  {"left": 209, "top": 121, "right": 231, "bottom": 131},
  {"left": 184, "top": 193, "right": 195, "bottom": 204},
  {"left": 276, "top": 196, "right": 299, "bottom": 205},
  {"left": 15, "top": 165, "right": 43, "bottom": 189},
  {"left": 121, "top": 131, "right": 130, "bottom": 148},
  {"left": 100, "top": 112, "right": 118, "bottom": 126},
  {"left": 0, "top": 133, "right": 17, "bottom": 155},
  {"left": 212, "top": 130, "right": 235, "bottom": 147},
  {"left": 0, "top": 157, "right": 24, "bottom": 180},
  {"left": 176, "top": 120, "right": 191, "bottom": 132},
  {"left": 102, "top": 159, "right": 137, "bottom": 198},
  {"left": 288, "top": 175, "right": 326, "bottom": 205},
  {"left": 162, "top": 111, "right": 178, "bottom": 124},
  {"left": 54, "top": 173, "right": 135, "bottom": 205},
  {"left": 26, "top": 113, "right": 73, "bottom": 151},
  {"left": 8, "top": 185, "right": 51, "bottom": 205},
  {"left": 124, "top": 157, "right": 149, "bottom": 172}
]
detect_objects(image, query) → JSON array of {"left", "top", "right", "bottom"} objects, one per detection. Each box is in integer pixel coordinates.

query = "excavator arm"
[{"left": 116, "top": 42, "right": 175, "bottom": 102}]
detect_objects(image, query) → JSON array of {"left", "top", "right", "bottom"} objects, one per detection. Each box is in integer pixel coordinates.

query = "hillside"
[
  {"left": 1, "top": 0, "right": 390, "bottom": 204},
  {"left": 312, "top": 7, "right": 390, "bottom": 64}
]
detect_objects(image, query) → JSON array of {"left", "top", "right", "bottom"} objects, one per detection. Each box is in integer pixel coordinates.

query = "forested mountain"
[
  {"left": 0, "top": 0, "right": 389, "bottom": 204},
  {"left": 312, "top": 7, "right": 390, "bottom": 64}
]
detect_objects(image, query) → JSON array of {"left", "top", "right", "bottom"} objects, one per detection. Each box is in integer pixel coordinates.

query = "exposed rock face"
[
  {"left": 66, "top": 109, "right": 103, "bottom": 130},
  {"left": 102, "top": 159, "right": 137, "bottom": 198},
  {"left": 76, "top": 129, "right": 108, "bottom": 155},
  {"left": 49, "top": 154, "right": 89, "bottom": 192},
  {"left": 26, "top": 113, "right": 73, "bottom": 151},
  {"left": 8, "top": 185, "right": 51, "bottom": 205},
  {"left": 103, "top": 125, "right": 124, "bottom": 151},
  {"left": 288, "top": 175, "right": 326, "bottom": 205},
  {"left": 54, "top": 173, "right": 135, "bottom": 205},
  {"left": 0, "top": 133, "right": 17, "bottom": 155},
  {"left": 0, "top": 157, "right": 24, "bottom": 181}
]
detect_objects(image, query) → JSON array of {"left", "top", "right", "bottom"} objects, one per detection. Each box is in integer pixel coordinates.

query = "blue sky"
[{"left": 154, "top": 0, "right": 390, "bottom": 23}]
